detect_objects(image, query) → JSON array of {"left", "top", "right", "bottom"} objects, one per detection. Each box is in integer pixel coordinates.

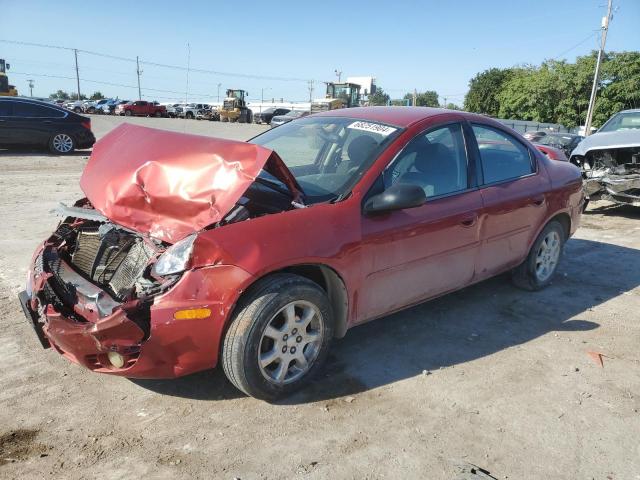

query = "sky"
[{"left": 2, "top": 0, "right": 639, "bottom": 105}]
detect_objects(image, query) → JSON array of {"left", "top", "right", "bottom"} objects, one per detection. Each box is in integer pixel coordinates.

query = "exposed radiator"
[{"left": 70, "top": 228, "right": 154, "bottom": 299}]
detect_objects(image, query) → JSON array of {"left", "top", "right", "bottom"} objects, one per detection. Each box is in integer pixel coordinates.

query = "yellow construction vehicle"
[
  {"left": 219, "top": 89, "right": 253, "bottom": 123},
  {"left": 311, "top": 82, "right": 361, "bottom": 113},
  {"left": 0, "top": 59, "right": 18, "bottom": 96}
]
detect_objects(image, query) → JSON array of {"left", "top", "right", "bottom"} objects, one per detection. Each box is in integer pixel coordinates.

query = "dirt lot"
[{"left": 0, "top": 115, "right": 639, "bottom": 480}]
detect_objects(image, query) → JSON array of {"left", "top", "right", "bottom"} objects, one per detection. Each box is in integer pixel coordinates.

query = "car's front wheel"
[
  {"left": 222, "top": 274, "right": 333, "bottom": 401},
  {"left": 124, "top": 110, "right": 132, "bottom": 116},
  {"left": 512, "top": 220, "right": 565, "bottom": 291},
  {"left": 48, "top": 133, "right": 75, "bottom": 154}
]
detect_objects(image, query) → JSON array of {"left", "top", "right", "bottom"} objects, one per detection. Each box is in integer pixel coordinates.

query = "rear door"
[{"left": 469, "top": 123, "right": 550, "bottom": 279}]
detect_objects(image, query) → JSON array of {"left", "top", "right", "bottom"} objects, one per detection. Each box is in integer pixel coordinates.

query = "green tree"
[
  {"left": 49, "top": 90, "right": 70, "bottom": 100},
  {"left": 405, "top": 90, "right": 439, "bottom": 107},
  {"left": 89, "top": 91, "right": 105, "bottom": 100},
  {"left": 368, "top": 87, "right": 390, "bottom": 106},
  {"left": 445, "top": 103, "right": 461, "bottom": 110},
  {"left": 463, "top": 68, "right": 513, "bottom": 116}
]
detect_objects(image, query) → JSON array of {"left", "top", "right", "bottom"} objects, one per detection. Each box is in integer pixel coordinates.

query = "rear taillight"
[{"left": 81, "top": 120, "right": 91, "bottom": 131}]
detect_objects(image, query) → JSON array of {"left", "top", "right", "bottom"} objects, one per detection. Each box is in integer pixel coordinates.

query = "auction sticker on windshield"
[{"left": 347, "top": 121, "right": 397, "bottom": 136}]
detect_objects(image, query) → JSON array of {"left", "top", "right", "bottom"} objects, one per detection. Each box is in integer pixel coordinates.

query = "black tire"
[
  {"left": 222, "top": 274, "right": 334, "bottom": 401},
  {"left": 154, "top": 110, "right": 162, "bottom": 117},
  {"left": 88, "top": 107, "right": 96, "bottom": 114},
  {"left": 73, "top": 107, "right": 81, "bottom": 113},
  {"left": 48, "top": 133, "right": 75, "bottom": 154},
  {"left": 186, "top": 111, "right": 194, "bottom": 119},
  {"left": 512, "top": 220, "right": 565, "bottom": 291},
  {"left": 124, "top": 110, "right": 132, "bottom": 116}
]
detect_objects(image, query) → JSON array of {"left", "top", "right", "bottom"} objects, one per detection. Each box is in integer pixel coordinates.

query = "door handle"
[
  {"left": 460, "top": 213, "right": 478, "bottom": 227},
  {"left": 531, "top": 195, "right": 545, "bottom": 206}
]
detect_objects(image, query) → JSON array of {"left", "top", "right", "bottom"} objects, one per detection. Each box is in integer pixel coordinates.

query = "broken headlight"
[{"left": 152, "top": 234, "right": 196, "bottom": 276}]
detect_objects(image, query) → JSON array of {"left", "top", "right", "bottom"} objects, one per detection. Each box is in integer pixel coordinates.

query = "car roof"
[
  {"left": 0, "top": 96, "right": 69, "bottom": 114},
  {"left": 310, "top": 106, "right": 480, "bottom": 128}
]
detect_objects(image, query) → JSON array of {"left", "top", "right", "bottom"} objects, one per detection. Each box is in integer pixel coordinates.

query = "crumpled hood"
[
  {"left": 571, "top": 129, "right": 640, "bottom": 157},
  {"left": 80, "top": 124, "right": 301, "bottom": 243}
]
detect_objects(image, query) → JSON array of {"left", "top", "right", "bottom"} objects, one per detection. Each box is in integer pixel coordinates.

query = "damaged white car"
[{"left": 570, "top": 109, "right": 640, "bottom": 207}]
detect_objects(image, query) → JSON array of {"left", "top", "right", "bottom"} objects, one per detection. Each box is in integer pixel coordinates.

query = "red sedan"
[{"left": 19, "top": 107, "right": 584, "bottom": 400}]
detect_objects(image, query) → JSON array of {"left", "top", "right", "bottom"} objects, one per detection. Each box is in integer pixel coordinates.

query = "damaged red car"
[{"left": 19, "top": 108, "right": 584, "bottom": 400}]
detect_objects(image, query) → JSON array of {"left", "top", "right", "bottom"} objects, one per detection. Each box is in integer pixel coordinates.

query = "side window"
[
  {"left": 0, "top": 102, "right": 12, "bottom": 116},
  {"left": 13, "top": 103, "right": 60, "bottom": 118},
  {"left": 472, "top": 124, "right": 534, "bottom": 184},
  {"left": 387, "top": 123, "right": 468, "bottom": 198}
]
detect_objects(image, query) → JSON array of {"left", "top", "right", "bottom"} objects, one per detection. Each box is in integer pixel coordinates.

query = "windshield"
[
  {"left": 251, "top": 117, "right": 401, "bottom": 203},
  {"left": 599, "top": 111, "right": 640, "bottom": 132}
]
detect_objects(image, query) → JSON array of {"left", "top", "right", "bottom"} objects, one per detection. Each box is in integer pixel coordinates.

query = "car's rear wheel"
[
  {"left": 49, "top": 133, "right": 75, "bottom": 154},
  {"left": 512, "top": 220, "right": 565, "bottom": 291},
  {"left": 154, "top": 110, "right": 162, "bottom": 117},
  {"left": 222, "top": 274, "right": 333, "bottom": 401},
  {"left": 186, "top": 111, "right": 194, "bottom": 119},
  {"left": 73, "top": 107, "right": 81, "bottom": 113}
]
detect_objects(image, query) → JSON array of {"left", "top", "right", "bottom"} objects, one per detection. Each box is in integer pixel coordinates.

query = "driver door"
[{"left": 358, "top": 122, "right": 483, "bottom": 322}]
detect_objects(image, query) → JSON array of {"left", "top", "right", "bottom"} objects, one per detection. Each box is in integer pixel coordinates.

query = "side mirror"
[{"left": 363, "top": 183, "right": 427, "bottom": 215}]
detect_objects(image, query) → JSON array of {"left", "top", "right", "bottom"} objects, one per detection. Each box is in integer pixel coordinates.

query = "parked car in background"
[
  {"left": 570, "top": 109, "right": 640, "bottom": 207},
  {"left": 97, "top": 99, "right": 123, "bottom": 115},
  {"left": 115, "top": 100, "right": 166, "bottom": 117},
  {"left": 534, "top": 143, "right": 568, "bottom": 161},
  {"left": 522, "top": 131, "right": 548, "bottom": 142},
  {"left": 19, "top": 107, "right": 583, "bottom": 400},
  {"left": 270, "top": 110, "right": 309, "bottom": 127},
  {"left": 535, "top": 133, "right": 583, "bottom": 159},
  {"left": 254, "top": 107, "right": 291, "bottom": 125},
  {"left": 64, "top": 100, "right": 85, "bottom": 113},
  {"left": 0, "top": 97, "right": 95, "bottom": 153},
  {"left": 83, "top": 98, "right": 111, "bottom": 114},
  {"left": 178, "top": 103, "right": 210, "bottom": 119},
  {"left": 165, "top": 103, "right": 182, "bottom": 118}
]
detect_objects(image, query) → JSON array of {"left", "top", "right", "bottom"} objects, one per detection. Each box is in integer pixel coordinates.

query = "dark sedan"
[
  {"left": 254, "top": 107, "right": 291, "bottom": 124},
  {"left": 0, "top": 97, "right": 95, "bottom": 154},
  {"left": 536, "top": 133, "right": 584, "bottom": 158},
  {"left": 270, "top": 110, "right": 309, "bottom": 127}
]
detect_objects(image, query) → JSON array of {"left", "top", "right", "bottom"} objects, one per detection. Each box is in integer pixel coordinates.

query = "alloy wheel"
[
  {"left": 535, "top": 230, "right": 561, "bottom": 282},
  {"left": 52, "top": 134, "right": 74, "bottom": 153},
  {"left": 258, "top": 301, "right": 324, "bottom": 385}
]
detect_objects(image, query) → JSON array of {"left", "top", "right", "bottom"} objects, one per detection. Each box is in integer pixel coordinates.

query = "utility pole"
[
  {"left": 73, "top": 49, "right": 81, "bottom": 100},
  {"left": 217, "top": 83, "right": 222, "bottom": 103},
  {"left": 584, "top": 0, "right": 613, "bottom": 136},
  {"left": 308, "top": 79, "right": 314, "bottom": 102},
  {"left": 443, "top": 96, "right": 448, "bottom": 108},
  {"left": 136, "top": 56, "right": 142, "bottom": 100},
  {"left": 28, "top": 79, "right": 34, "bottom": 97},
  {"left": 334, "top": 69, "right": 342, "bottom": 82},
  {"left": 412, "top": 89, "right": 417, "bottom": 107}
]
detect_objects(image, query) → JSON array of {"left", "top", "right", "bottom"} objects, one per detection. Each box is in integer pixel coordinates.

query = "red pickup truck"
[{"left": 115, "top": 101, "right": 166, "bottom": 117}]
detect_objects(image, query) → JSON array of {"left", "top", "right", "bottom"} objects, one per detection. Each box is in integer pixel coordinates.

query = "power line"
[
  {"left": 0, "top": 38, "right": 312, "bottom": 83},
  {"left": 551, "top": 31, "right": 599, "bottom": 60}
]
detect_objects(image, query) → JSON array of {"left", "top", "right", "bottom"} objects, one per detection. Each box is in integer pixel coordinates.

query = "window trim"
[
  {"left": 468, "top": 121, "right": 539, "bottom": 187},
  {"left": 380, "top": 120, "right": 477, "bottom": 202},
  {"left": 3, "top": 99, "right": 69, "bottom": 119}
]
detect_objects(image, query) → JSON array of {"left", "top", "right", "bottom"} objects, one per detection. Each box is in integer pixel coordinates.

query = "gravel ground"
[{"left": 0, "top": 115, "right": 639, "bottom": 480}]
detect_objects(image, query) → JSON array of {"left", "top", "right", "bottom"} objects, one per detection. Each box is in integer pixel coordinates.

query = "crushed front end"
[
  {"left": 575, "top": 147, "right": 640, "bottom": 206},
  {"left": 18, "top": 201, "right": 249, "bottom": 379}
]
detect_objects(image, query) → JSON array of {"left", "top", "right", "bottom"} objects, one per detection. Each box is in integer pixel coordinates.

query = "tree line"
[
  {"left": 369, "top": 50, "right": 639, "bottom": 128},
  {"left": 464, "top": 50, "right": 639, "bottom": 128}
]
